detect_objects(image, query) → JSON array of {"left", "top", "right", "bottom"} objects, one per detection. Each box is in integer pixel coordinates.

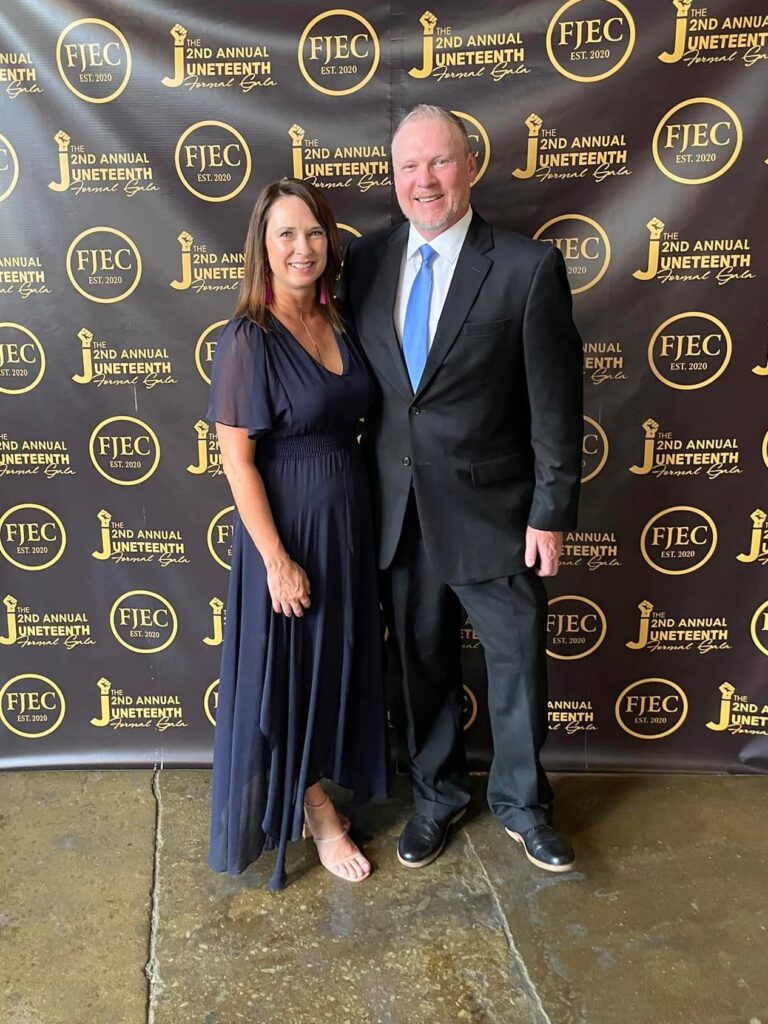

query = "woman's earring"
[
  {"left": 265, "top": 272, "right": 273, "bottom": 304},
  {"left": 318, "top": 279, "right": 328, "bottom": 305}
]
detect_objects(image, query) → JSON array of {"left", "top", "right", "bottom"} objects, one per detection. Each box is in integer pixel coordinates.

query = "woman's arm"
[{"left": 216, "top": 423, "right": 310, "bottom": 617}]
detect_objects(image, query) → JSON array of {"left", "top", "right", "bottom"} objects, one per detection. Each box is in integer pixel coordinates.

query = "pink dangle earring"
[
  {"left": 265, "top": 270, "right": 273, "bottom": 305},
  {"left": 318, "top": 279, "right": 328, "bottom": 305}
]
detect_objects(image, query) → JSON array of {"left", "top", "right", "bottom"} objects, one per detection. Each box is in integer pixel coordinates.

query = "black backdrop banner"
[{"left": 1, "top": 0, "right": 767, "bottom": 772}]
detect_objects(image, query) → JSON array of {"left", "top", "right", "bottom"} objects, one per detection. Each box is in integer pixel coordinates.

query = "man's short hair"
[{"left": 393, "top": 105, "right": 471, "bottom": 155}]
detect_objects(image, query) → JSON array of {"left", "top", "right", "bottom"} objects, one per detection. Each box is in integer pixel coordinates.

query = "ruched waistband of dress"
[{"left": 257, "top": 429, "right": 357, "bottom": 459}]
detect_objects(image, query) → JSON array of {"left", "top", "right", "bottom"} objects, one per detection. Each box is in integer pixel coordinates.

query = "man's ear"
[{"left": 467, "top": 151, "right": 478, "bottom": 184}]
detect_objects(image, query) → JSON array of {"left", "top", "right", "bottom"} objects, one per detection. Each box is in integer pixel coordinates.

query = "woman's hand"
[{"left": 266, "top": 556, "right": 311, "bottom": 616}]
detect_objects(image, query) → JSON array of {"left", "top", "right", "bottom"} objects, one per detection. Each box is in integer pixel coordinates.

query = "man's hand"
[{"left": 524, "top": 527, "right": 563, "bottom": 577}]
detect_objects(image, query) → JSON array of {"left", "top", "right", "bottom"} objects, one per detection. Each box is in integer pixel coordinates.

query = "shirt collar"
[{"left": 406, "top": 205, "right": 473, "bottom": 265}]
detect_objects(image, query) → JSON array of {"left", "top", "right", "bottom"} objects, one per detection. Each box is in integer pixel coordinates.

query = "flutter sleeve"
[{"left": 205, "top": 316, "right": 274, "bottom": 439}]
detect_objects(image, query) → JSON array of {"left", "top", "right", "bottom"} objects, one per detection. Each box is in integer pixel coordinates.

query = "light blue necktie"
[{"left": 402, "top": 243, "right": 436, "bottom": 390}]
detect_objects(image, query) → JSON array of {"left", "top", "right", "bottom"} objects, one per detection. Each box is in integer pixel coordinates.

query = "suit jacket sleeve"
[
  {"left": 335, "top": 237, "right": 357, "bottom": 334},
  {"left": 522, "top": 244, "right": 584, "bottom": 532}
]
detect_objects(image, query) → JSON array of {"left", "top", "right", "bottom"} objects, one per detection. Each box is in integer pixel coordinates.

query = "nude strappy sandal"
[{"left": 302, "top": 794, "right": 371, "bottom": 882}]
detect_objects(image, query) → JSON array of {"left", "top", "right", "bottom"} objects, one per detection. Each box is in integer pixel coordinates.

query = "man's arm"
[
  {"left": 521, "top": 244, "right": 584, "bottom": 570},
  {"left": 335, "top": 236, "right": 357, "bottom": 333}
]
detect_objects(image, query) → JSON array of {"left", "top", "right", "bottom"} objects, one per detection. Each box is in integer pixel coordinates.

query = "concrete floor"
[{"left": 1, "top": 772, "right": 766, "bottom": 1024}]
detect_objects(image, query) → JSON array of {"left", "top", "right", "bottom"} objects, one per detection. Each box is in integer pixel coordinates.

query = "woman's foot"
[{"left": 303, "top": 792, "right": 371, "bottom": 882}]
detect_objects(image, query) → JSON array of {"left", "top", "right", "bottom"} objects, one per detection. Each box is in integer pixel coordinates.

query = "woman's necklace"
[
  {"left": 298, "top": 312, "right": 324, "bottom": 366},
  {"left": 271, "top": 302, "right": 327, "bottom": 368}
]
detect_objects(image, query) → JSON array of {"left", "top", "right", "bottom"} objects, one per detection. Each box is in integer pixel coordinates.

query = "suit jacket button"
[
  {"left": 402, "top": 456, "right": 412, "bottom": 467},
  {"left": 411, "top": 406, "right": 421, "bottom": 415}
]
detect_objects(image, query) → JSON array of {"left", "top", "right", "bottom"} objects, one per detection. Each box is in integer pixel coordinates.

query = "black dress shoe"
[
  {"left": 505, "top": 825, "right": 575, "bottom": 873},
  {"left": 397, "top": 809, "right": 466, "bottom": 868}
]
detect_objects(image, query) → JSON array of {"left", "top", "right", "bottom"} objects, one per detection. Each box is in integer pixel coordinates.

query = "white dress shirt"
[{"left": 394, "top": 205, "right": 473, "bottom": 350}]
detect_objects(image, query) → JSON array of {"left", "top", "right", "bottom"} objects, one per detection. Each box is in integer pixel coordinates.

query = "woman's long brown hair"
[{"left": 235, "top": 177, "right": 343, "bottom": 333}]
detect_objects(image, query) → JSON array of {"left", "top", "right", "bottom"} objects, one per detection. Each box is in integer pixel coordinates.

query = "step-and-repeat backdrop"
[{"left": 1, "top": 1, "right": 767, "bottom": 772}]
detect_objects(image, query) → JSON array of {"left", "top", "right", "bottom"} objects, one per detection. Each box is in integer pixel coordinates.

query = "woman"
[{"left": 207, "top": 178, "right": 387, "bottom": 890}]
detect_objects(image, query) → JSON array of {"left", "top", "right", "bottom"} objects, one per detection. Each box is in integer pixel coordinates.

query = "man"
[{"left": 340, "top": 105, "right": 583, "bottom": 872}]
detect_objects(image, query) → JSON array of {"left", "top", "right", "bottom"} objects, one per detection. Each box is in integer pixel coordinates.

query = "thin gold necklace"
[
  {"left": 298, "top": 312, "right": 324, "bottom": 366},
  {"left": 271, "top": 303, "right": 325, "bottom": 367}
]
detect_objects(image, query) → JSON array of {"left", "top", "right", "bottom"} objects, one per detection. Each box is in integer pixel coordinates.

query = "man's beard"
[{"left": 409, "top": 204, "right": 456, "bottom": 235}]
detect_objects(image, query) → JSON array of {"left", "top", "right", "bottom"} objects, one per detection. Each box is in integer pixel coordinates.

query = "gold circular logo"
[
  {"left": 762, "top": 430, "right": 768, "bottom": 470},
  {"left": 298, "top": 10, "right": 380, "bottom": 96},
  {"left": 56, "top": 19, "right": 132, "bottom": 103},
  {"left": 0, "top": 134, "right": 20, "bottom": 202},
  {"left": 547, "top": 595, "right": 607, "bottom": 660},
  {"left": 648, "top": 312, "right": 731, "bottom": 390},
  {"left": 195, "top": 320, "right": 228, "bottom": 385},
  {"left": 0, "top": 673, "right": 66, "bottom": 739},
  {"left": 110, "top": 590, "right": 178, "bottom": 654},
  {"left": 66, "top": 227, "right": 142, "bottom": 303},
  {"left": 337, "top": 224, "right": 362, "bottom": 242},
  {"left": 204, "top": 678, "right": 219, "bottom": 726},
  {"left": 640, "top": 506, "right": 718, "bottom": 575},
  {"left": 750, "top": 601, "right": 768, "bottom": 657},
  {"left": 0, "top": 323, "right": 46, "bottom": 395},
  {"left": 546, "top": 0, "right": 635, "bottom": 83},
  {"left": 615, "top": 678, "right": 688, "bottom": 739},
  {"left": 207, "top": 505, "right": 235, "bottom": 570},
  {"left": 0, "top": 503, "right": 66, "bottom": 571},
  {"left": 175, "top": 121, "right": 252, "bottom": 202},
  {"left": 452, "top": 111, "right": 491, "bottom": 186},
  {"left": 89, "top": 416, "right": 160, "bottom": 486},
  {"left": 462, "top": 685, "right": 478, "bottom": 731},
  {"left": 653, "top": 98, "right": 742, "bottom": 185},
  {"left": 582, "top": 415, "right": 609, "bottom": 483},
  {"left": 533, "top": 215, "right": 610, "bottom": 294}
]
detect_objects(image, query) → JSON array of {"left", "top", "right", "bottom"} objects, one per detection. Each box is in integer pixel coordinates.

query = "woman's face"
[{"left": 264, "top": 194, "right": 328, "bottom": 299}]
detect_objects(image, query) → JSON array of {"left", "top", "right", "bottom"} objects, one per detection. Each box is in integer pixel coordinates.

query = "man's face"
[{"left": 392, "top": 116, "right": 476, "bottom": 240}]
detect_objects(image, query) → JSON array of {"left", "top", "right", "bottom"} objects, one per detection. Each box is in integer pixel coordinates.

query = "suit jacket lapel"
[
  {"left": 414, "top": 213, "right": 493, "bottom": 400},
  {"left": 369, "top": 222, "right": 412, "bottom": 400}
]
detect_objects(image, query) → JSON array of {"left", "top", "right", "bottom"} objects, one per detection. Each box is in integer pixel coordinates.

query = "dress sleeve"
[{"left": 205, "top": 317, "right": 274, "bottom": 439}]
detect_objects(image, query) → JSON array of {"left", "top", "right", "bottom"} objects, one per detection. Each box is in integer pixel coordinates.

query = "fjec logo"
[
  {"left": 547, "top": 595, "right": 607, "bottom": 660},
  {"left": 462, "top": 685, "right": 478, "bottom": 730},
  {"left": 582, "top": 415, "right": 609, "bottom": 482},
  {"left": 195, "top": 321, "right": 227, "bottom": 384},
  {"left": 0, "top": 673, "right": 66, "bottom": 739},
  {"left": 534, "top": 215, "right": 610, "bottom": 294},
  {"left": 56, "top": 19, "right": 132, "bottom": 103},
  {"left": 653, "top": 98, "right": 742, "bottom": 185},
  {"left": 648, "top": 312, "right": 731, "bottom": 390},
  {"left": 207, "top": 506, "right": 235, "bottom": 570},
  {"left": 640, "top": 506, "right": 717, "bottom": 575},
  {"left": 0, "top": 323, "right": 46, "bottom": 395},
  {"left": 66, "top": 227, "right": 142, "bottom": 303},
  {"left": 0, "top": 504, "right": 66, "bottom": 571},
  {"left": 204, "top": 678, "right": 219, "bottom": 725},
  {"left": 0, "top": 134, "right": 20, "bottom": 202},
  {"left": 615, "top": 678, "right": 688, "bottom": 740},
  {"left": 298, "top": 10, "right": 380, "bottom": 96},
  {"left": 89, "top": 416, "right": 160, "bottom": 486},
  {"left": 109, "top": 590, "right": 178, "bottom": 654},
  {"left": 175, "top": 121, "right": 252, "bottom": 202},
  {"left": 750, "top": 601, "right": 768, "bottom": 657},
  {"left": 453, "top": 111, "right": 490, "bottom": 185},
  {"left": 546, "top": 0, "right": 635, "bottom": 82}
]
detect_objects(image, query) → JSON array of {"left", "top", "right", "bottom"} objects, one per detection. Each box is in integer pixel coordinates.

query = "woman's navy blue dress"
[{"left": 206, "top": 314, "right": 387, "bottom": 890}]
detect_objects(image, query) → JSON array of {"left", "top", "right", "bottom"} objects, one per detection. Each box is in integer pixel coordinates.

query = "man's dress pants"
[{"left": 380, "top": 495, "right": 553, "bottom": 831}]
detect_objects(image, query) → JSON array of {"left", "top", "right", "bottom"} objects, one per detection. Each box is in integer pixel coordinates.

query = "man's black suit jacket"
[{"left": 339, "top": 211, "right": 583, "bottom": 586}]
